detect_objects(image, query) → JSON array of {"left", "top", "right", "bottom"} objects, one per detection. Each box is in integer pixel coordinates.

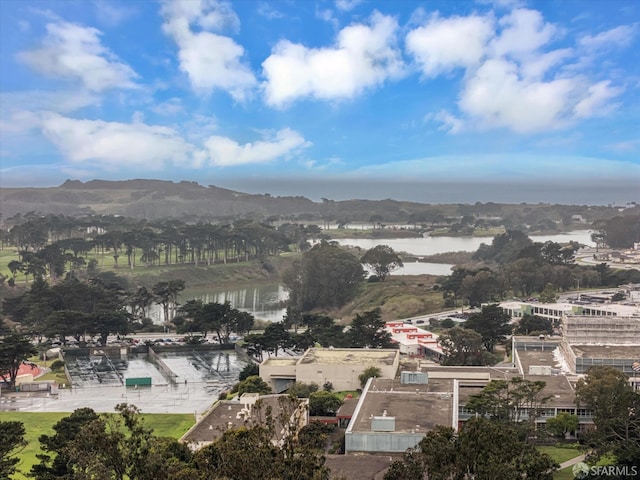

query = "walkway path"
[{"left": 559, "top": 453, "right": 586, "bottom": 470}]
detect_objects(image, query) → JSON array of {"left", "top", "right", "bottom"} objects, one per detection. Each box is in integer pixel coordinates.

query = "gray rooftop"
[{"left": 349, "top": 377, "right": 453, "bottom": 433}]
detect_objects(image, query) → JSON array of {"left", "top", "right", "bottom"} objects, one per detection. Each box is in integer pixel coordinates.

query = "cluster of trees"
[
  {"left": 243, "top": 309, "right": 394, "bottom": 362},
  {"left": 384, "top": 418, "right": 558, "bottom": 480},
  {"left": 283, "top": 241, "right": 403, "bottom": 311},
  {"left": 286, "top": 382, "right": 344, "bottom": 416},
  {"left": 0, "top": 401, "right": 337, "bottom": 480},
  {"left": 2, "top": 274, "right": 209, "bottom": 345},
  {"left": 2, "top": 276, "right": 130, "bottom": 346},
  {"left": 0, "top": 214, "right": 330, "bottom": 287},
  {"left": 0, "top": 334, "right": 37, "bottom": 389},
  {"left": 440, "top": 230, "right": 640, "bottom": 308},
  {"left": 591, "top": 214, "right": 640, "bottom": 249},
  {"left": 175, "top": 300, "right": 254, "bottom": 343},
  {"left": 438, "top": 304, "right": 511, "bottom": 366},
  {"left": 575, "top": 366, "right": 640, "bottom": 467}
]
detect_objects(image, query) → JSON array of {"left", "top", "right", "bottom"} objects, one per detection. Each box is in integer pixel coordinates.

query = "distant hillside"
[
  {"left": 0, "top": 178, "right": 631, "bottom": 225},
  {"left": 0, "top": 179, "right": 317, "bottom": 220}
]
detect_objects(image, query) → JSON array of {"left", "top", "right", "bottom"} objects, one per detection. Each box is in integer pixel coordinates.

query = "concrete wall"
[
  {"left": 296, "top": 363, "right": 370, "bottom": 392},
  {"left": 259, "top": 362, "right": 297, "bottom": 391}
]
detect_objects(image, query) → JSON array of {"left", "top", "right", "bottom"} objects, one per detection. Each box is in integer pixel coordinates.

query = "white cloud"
[
  {"left": 458, "top": 58, "right": 576, "bottom": 133},
  {"left": 161, "top": 0, "right": 256, "bottom": 100},
  {"left": 491, "top": 8, "right": 557, "bottom": 59},
  {"left": 573, "top": 80, "right": 623, "bottom": 118},
  {"left": 0, "top": 90, "right": 99, "bottom": 116},
  {"left": 520, "top": 48, "right": 572, "bottom": 79},
  {"left": 335, "top": 0, "right": 363, "bottom": 12},
  {"left": 257, "top": 2, "right": 284, "bottom": 20},
  {"left": 579, "top": 24, "right": 638, "bottom": 50},
  {"left": 93, "top": 0, "right": 137, "bottom": 27},
  {"left": 262, "top": 12, "right": 404, "bottom": 107},
  {"left": 150, "top": 97, "right": 185, "bottom": 116},
  {"left": 607, "top": 139, "right": 640, "bottom": 153},
  {"left": 17, "top": 21, "right": 137, "bottom": 92},
  {"left": 204, "top": 128, "right": 311, "bottom": 166},
  {"left": 427, "top": 110, "right": 465, "bottom": 133},
  {"left": 410, "top": 8, "right": 627, "bottom": 134},
  {"left": 406, "top": 13, "right": 494, "bottom": 77},
  {"left": 37, "top": 113, "right": 308, "bottom": 169},
  {"left": 315, "top": 6, "right": 339, "bottom": 29},
  {"left": 40, "top": 113, "right": 195, "bottom": 169}
]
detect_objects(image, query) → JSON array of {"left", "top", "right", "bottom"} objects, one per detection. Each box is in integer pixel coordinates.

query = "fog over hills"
[{"left": 0, "top": 179, "right": 635, "bottom": 222}]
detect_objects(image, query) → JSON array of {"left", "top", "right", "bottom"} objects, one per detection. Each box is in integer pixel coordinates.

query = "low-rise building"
[
  {"left": 180, "top": 393, "right": 308, "bottom": 449},
  {"left": 384, "top": 321, "right": 444, "bottom": 361},
  {"left": 500, "top": 300, "right": 640, "bottom": 323},
  {"left": 259, "top": 348, "right": 400, "bottom": 393}
]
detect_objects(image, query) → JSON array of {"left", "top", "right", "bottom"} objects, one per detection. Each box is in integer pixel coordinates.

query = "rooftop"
[
  {"left": 456, "top": 371, "right": 577, "bottom": 407},
  {"left": 261, "top": 357, "right": 299, "bottom": 366},
  {"left": 181, "top": 394, "right": 305, "bottom": 446},
  {"left": 349, "top": 377, "right": 453, "bottom": 433},
  {"left": 571, "top": 345, "right": 640, "bottom": 359},
  {"left": 300, "top": 348, "right": 398, "bottom": 366},
  {"left": 325, "top": 454, "right": 391, "bottom": 480},
  {"left": 517, "top": 349, "right": 562, "bottom": 373}
]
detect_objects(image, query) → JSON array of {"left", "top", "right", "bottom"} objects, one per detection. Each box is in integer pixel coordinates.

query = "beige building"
[
  {"left": 259, "top": 348, "right": 400, "bottom": 393},
  {"left": 180, "top": 393, "right": 308, "bottom": 449}
]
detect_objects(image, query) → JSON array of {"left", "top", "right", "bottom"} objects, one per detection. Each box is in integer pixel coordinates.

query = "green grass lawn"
[
  {"left": 538, "top": 445, "right": 583, "bottom": 464},
  {"left": 0, "top": 411, "right": 195, "bottom": 480},
  {"left": 554, "top": 466, "right": 577, "bottom": 480},
  {"left": 535, "top": 444, "right": 584, "bottom": 480}
]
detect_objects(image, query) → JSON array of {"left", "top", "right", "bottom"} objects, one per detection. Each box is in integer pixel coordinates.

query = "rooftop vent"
[
  {"left": 372, "top": 415, "right": 396, "bottom": 432},
  {"left": 401, "top": 371, "right": 428, "bottom": 385}
]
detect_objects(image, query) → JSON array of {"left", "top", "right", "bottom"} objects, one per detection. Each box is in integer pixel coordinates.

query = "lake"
[
  {"left": 333, "top": 230, "right": 594, "bottom": 256},
  {"left": 148, "top": 283, "right": 289, "bottom": 325},
  {"left": 151, "top": 231, "right": 593, "bottom": 323},
  {"left": 333, "top": 230, "right": 594, "bottom": 277}
]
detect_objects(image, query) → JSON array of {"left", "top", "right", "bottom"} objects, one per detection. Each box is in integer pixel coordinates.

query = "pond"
[
  {"left": 148, "top": 283, "right": 288, "bottom": 324},
  {"left": 149, "top": 231, "right": 593, "bottom": 323}
]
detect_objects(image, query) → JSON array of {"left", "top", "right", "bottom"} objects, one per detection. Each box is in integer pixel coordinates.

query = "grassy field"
[
  {"left": 0, "top": 245, "right": 296, "bottom": 291},
  {"left": 535, "top": 444, "right": 583, "bottom": 480},
  {"left": 0, "top": 411, "right": 195, "bottom": 480},
  {"left": 538, "top": 445, "right": 582, "bottom": 464},
  {"left": 554, "top": 466, "right": 577, "bottom": 480},
  {"left": 334, "top": 274, "right": 445, "bottom": 322}
]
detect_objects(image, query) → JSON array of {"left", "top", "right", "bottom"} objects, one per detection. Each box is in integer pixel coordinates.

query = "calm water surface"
[{"left": 151, "top": 231, "right": 593, "bottom": 323}]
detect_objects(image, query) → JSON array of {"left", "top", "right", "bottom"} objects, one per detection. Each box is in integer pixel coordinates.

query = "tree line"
[
  {"left": 1, "top": 214, "right": 328, "bottom": 286},
  {"left": 1, "top": 401, "right": 338, "bottom": 480},
  {"left": 438, "top": 230, "right": 640, "bottom": 309},
  {"left": 1, "top": 274, "right": 254, "bottom": 353},
  {"left": 242, "top": 309, "right": 394, "bottom": 362}
]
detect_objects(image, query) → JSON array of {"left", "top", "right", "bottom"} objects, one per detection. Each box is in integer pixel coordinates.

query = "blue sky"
[{"left": 0, "top": 0, "right": 638, "bottom": 204}]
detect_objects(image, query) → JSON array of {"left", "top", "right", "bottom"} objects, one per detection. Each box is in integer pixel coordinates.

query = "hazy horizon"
[
  {"left": 1, "top": 176, "right": 637, "bottom": 207},
  {"left": 1, "top": 1, "right": 638, "bottom": 199}
]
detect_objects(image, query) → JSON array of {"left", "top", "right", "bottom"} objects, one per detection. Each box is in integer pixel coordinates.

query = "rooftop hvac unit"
[
  {"left": 400, "top": 371, "right": 428, "bottom": 385},
  {"left": 371, "top": 415, "right": 396, "bottom": 432}
]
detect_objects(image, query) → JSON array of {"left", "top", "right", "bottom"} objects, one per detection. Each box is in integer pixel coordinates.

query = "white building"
[{"left": 385, "top": 321, "right": 444, "bottom": 361}]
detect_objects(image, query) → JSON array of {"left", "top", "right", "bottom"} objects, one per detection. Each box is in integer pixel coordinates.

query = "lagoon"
[{"left": 153, "top": 231, "right": 593, "bottom": 323}]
